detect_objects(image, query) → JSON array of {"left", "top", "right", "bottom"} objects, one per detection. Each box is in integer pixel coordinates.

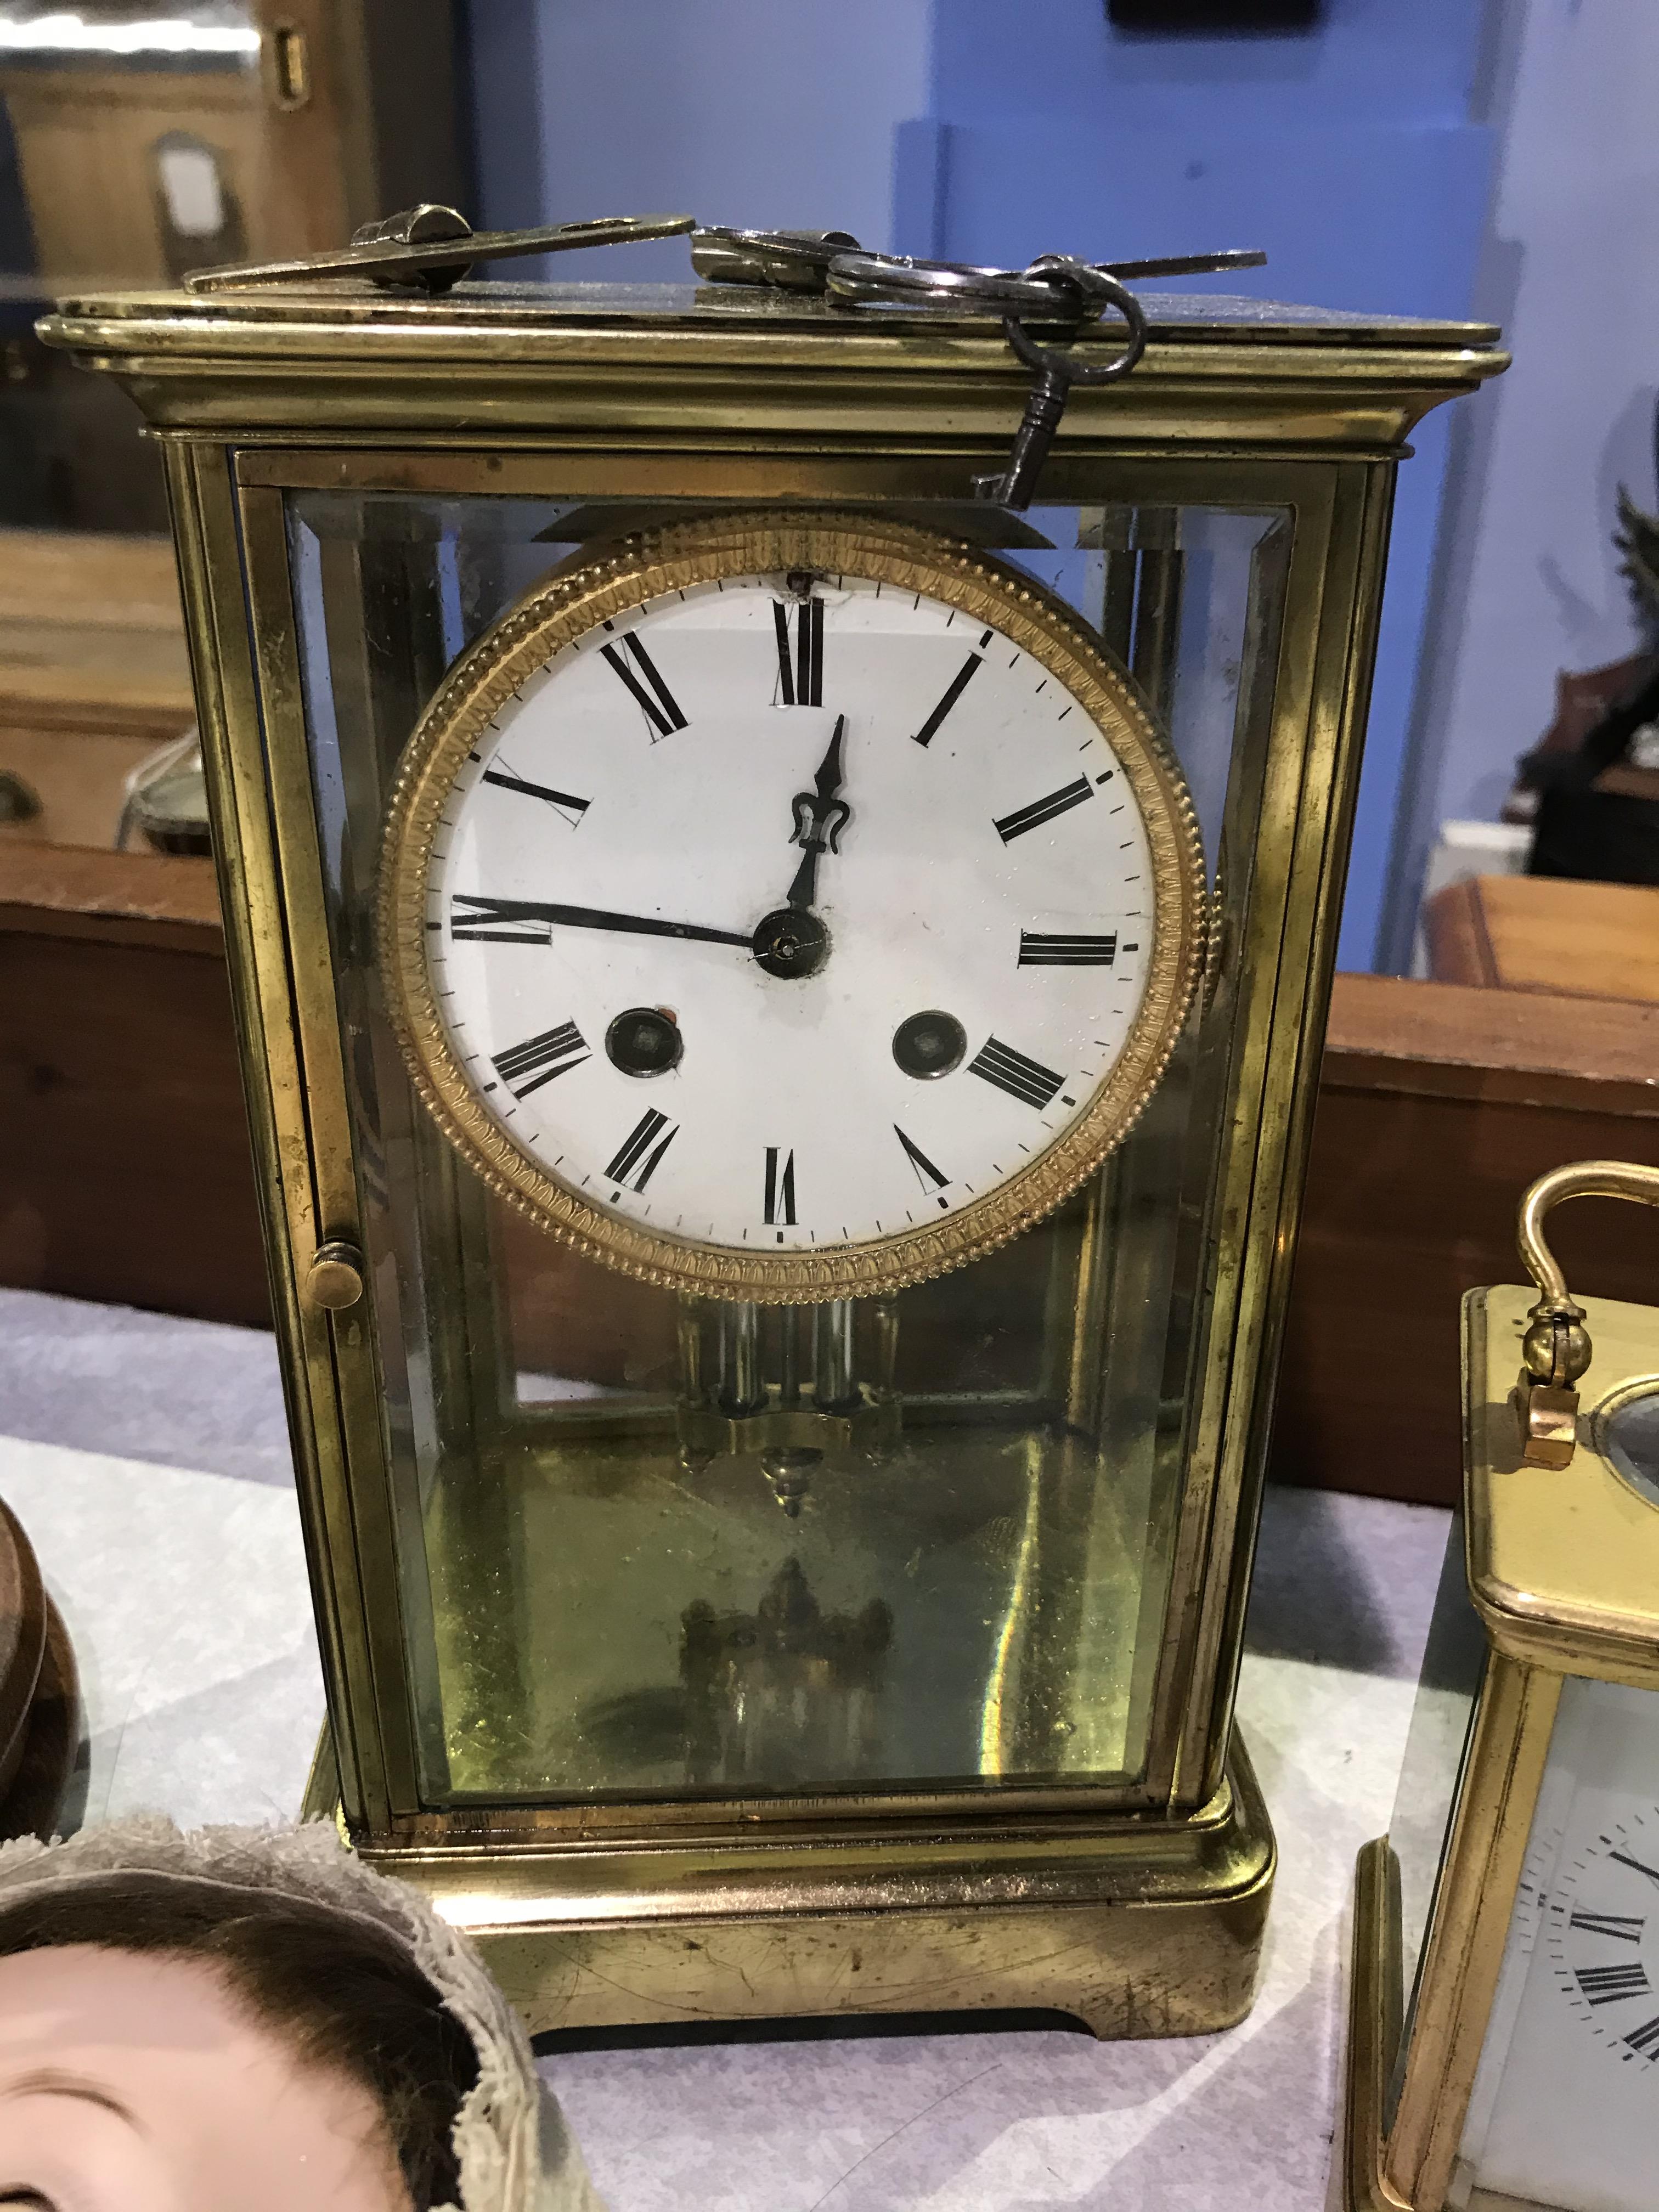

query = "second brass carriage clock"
[
  {"left": 43, "top": 216, "right": 1504, "bottom": 2036},
  {"left": 1347, "top": 1162, "right": 1659, "bottom": 2212}
]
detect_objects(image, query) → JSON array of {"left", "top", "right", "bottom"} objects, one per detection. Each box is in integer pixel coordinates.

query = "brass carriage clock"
[
  {"left": 1347, "top": 1161, "right": 1659, "bottom": 2212},
  {"left": 43, "top": 215, "right": 1503, "bottom": 2037}
]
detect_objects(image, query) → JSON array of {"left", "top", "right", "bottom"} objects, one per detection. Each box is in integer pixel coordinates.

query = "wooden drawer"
[{"left": 0, "top": 843, "right": 266, "bottom": 1326}]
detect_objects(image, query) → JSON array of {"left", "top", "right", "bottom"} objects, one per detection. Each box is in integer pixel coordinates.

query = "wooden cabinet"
[
  {"left": 1277, "top": 975, "right": 1659, "bottom": 1506},
  {"left": 0, "top": 842, "right": 268, "bottom": 1325},
  {"left": 0, "top": 531, "right": 194, "bottom": 850},
  {"left": 1425, "top": 872, "right": 1659, "bottom": 1005}
]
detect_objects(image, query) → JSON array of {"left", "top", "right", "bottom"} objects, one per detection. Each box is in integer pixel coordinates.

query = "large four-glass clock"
[
  {"left": 382, "top": 514, "right": 1205, "bottom": 1302},
  {"left": 45, "top": 261, "right": 1500, "bottom": 2041}
]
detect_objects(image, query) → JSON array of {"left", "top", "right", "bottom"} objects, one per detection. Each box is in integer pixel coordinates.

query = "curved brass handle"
[{"left": 1515, "top": 1159, "right": 1659, "bottom": 1468}]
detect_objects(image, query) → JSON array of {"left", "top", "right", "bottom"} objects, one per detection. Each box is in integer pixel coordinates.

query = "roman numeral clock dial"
[
  {"left": 381, "top": 515, "right": 1205, "bottom": 1301},
  {"left": 1549, "top": 1814, "right": 1659, "bottom": 2068}
]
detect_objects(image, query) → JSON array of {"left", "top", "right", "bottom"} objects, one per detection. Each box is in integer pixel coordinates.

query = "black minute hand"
[
  {"left": 785, "top": 713, "right": 851, "bottom": 910},
  {"left": 450, "top": 895, "right": 753, "bottom": 947}
]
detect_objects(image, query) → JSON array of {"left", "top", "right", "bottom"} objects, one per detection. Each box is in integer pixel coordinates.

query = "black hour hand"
[{"left": 786, "top": 714, "right": 850, "bottom": 910}]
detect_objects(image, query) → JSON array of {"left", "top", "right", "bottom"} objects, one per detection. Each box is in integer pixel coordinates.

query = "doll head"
[
  {"left": 0, "top": 1818, "right": 602, "bottom": 2212},
  {"left": 0, "top": 1875, "right": 477, "bottom": 2209}
]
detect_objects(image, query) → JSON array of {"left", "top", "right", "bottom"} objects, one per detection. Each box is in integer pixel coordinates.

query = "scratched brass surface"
[{"left": 302, "top": 1726, "right": 1274, "bottom": 2039}]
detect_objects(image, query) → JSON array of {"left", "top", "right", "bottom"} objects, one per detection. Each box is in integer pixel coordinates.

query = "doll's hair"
[{"left": 0, "top": 1872, "right": 479, "bottom": 2209}]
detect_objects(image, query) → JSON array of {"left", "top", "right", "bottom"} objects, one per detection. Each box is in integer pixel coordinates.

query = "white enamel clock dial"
[
  {"left": 1457, "top": 1676, "right": 1659, "bottom": 2212},
  {"left": 383, "top": 517, "right": 1203, "bottom": 1301}
]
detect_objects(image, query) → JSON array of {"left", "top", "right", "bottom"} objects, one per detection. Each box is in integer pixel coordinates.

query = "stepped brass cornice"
[{"left": 38, "top": 286, "right": 1506, "bottom": 448}]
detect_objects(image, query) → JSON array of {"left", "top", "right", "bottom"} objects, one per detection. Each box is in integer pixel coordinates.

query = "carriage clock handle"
[{"left": 1515, "top": 1159, "right": 1659, "bottom": 1468}]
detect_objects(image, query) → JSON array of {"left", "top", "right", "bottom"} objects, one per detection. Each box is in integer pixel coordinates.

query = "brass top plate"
[
  {"left": 40, "top": 281, "right": 1501, "bottom": 346},
  {"left": 1465, "top": 1283, "right": 1659, "bottom": 1687}
]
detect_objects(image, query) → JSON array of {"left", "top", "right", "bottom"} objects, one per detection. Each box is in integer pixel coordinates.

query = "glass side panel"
[
  {"left": 286, "top": 487, "right": 1289, "bottom": 1810},
  {"left": 1385, "top": 1513, "right": 1488, "bottom": 2126},
  {"left": 1455, "top": 1676, "right": 1659, "bottom": 2212}
]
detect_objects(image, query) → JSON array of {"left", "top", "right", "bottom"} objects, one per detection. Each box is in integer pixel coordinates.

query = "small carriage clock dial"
[
  {"left": 381, "top": 513, "right": 1205, "bottom": 1302},
  {"left": 1547, "top": 1815, "right": 1659, "bottom": 2066}
]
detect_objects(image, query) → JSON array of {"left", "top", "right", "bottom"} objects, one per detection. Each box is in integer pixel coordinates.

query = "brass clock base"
[{"left": 302, "top": 1731, "right": 1274, "bottom": 2040}]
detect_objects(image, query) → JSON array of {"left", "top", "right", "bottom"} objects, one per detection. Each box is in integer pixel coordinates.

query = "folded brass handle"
[{"left": 1516, "top": 1160, "right": 1659, "bottom": 1469}]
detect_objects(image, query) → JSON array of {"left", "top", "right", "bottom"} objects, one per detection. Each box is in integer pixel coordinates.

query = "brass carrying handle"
[{"left": 1515, "top": 1159, "right": 1659, "bottom": 1468}]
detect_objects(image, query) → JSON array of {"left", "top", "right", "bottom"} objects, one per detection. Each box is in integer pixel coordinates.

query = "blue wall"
[
  {"left": 469, "top": 0, "right": 1504, "bottom": 966},
  {"left": 469, "top": 0, "right": 930, "bottom": 282},
  {"left": 898, "top": 0, "right": 1500, "bottom": 969}
]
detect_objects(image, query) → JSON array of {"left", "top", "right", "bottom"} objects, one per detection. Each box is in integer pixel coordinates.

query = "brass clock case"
[{"left": 379, "top": 509, "right": 1207, "bottom": 1304}]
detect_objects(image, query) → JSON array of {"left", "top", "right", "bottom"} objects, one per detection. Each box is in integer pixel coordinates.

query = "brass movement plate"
[{"left": 380, "top": 510, "right": 1205, "bottom": 1304}]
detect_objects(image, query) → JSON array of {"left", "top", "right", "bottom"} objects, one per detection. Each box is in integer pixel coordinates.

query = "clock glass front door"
[{"left": 283, "top": 481, "right": 1291, "bottom": 1813}]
